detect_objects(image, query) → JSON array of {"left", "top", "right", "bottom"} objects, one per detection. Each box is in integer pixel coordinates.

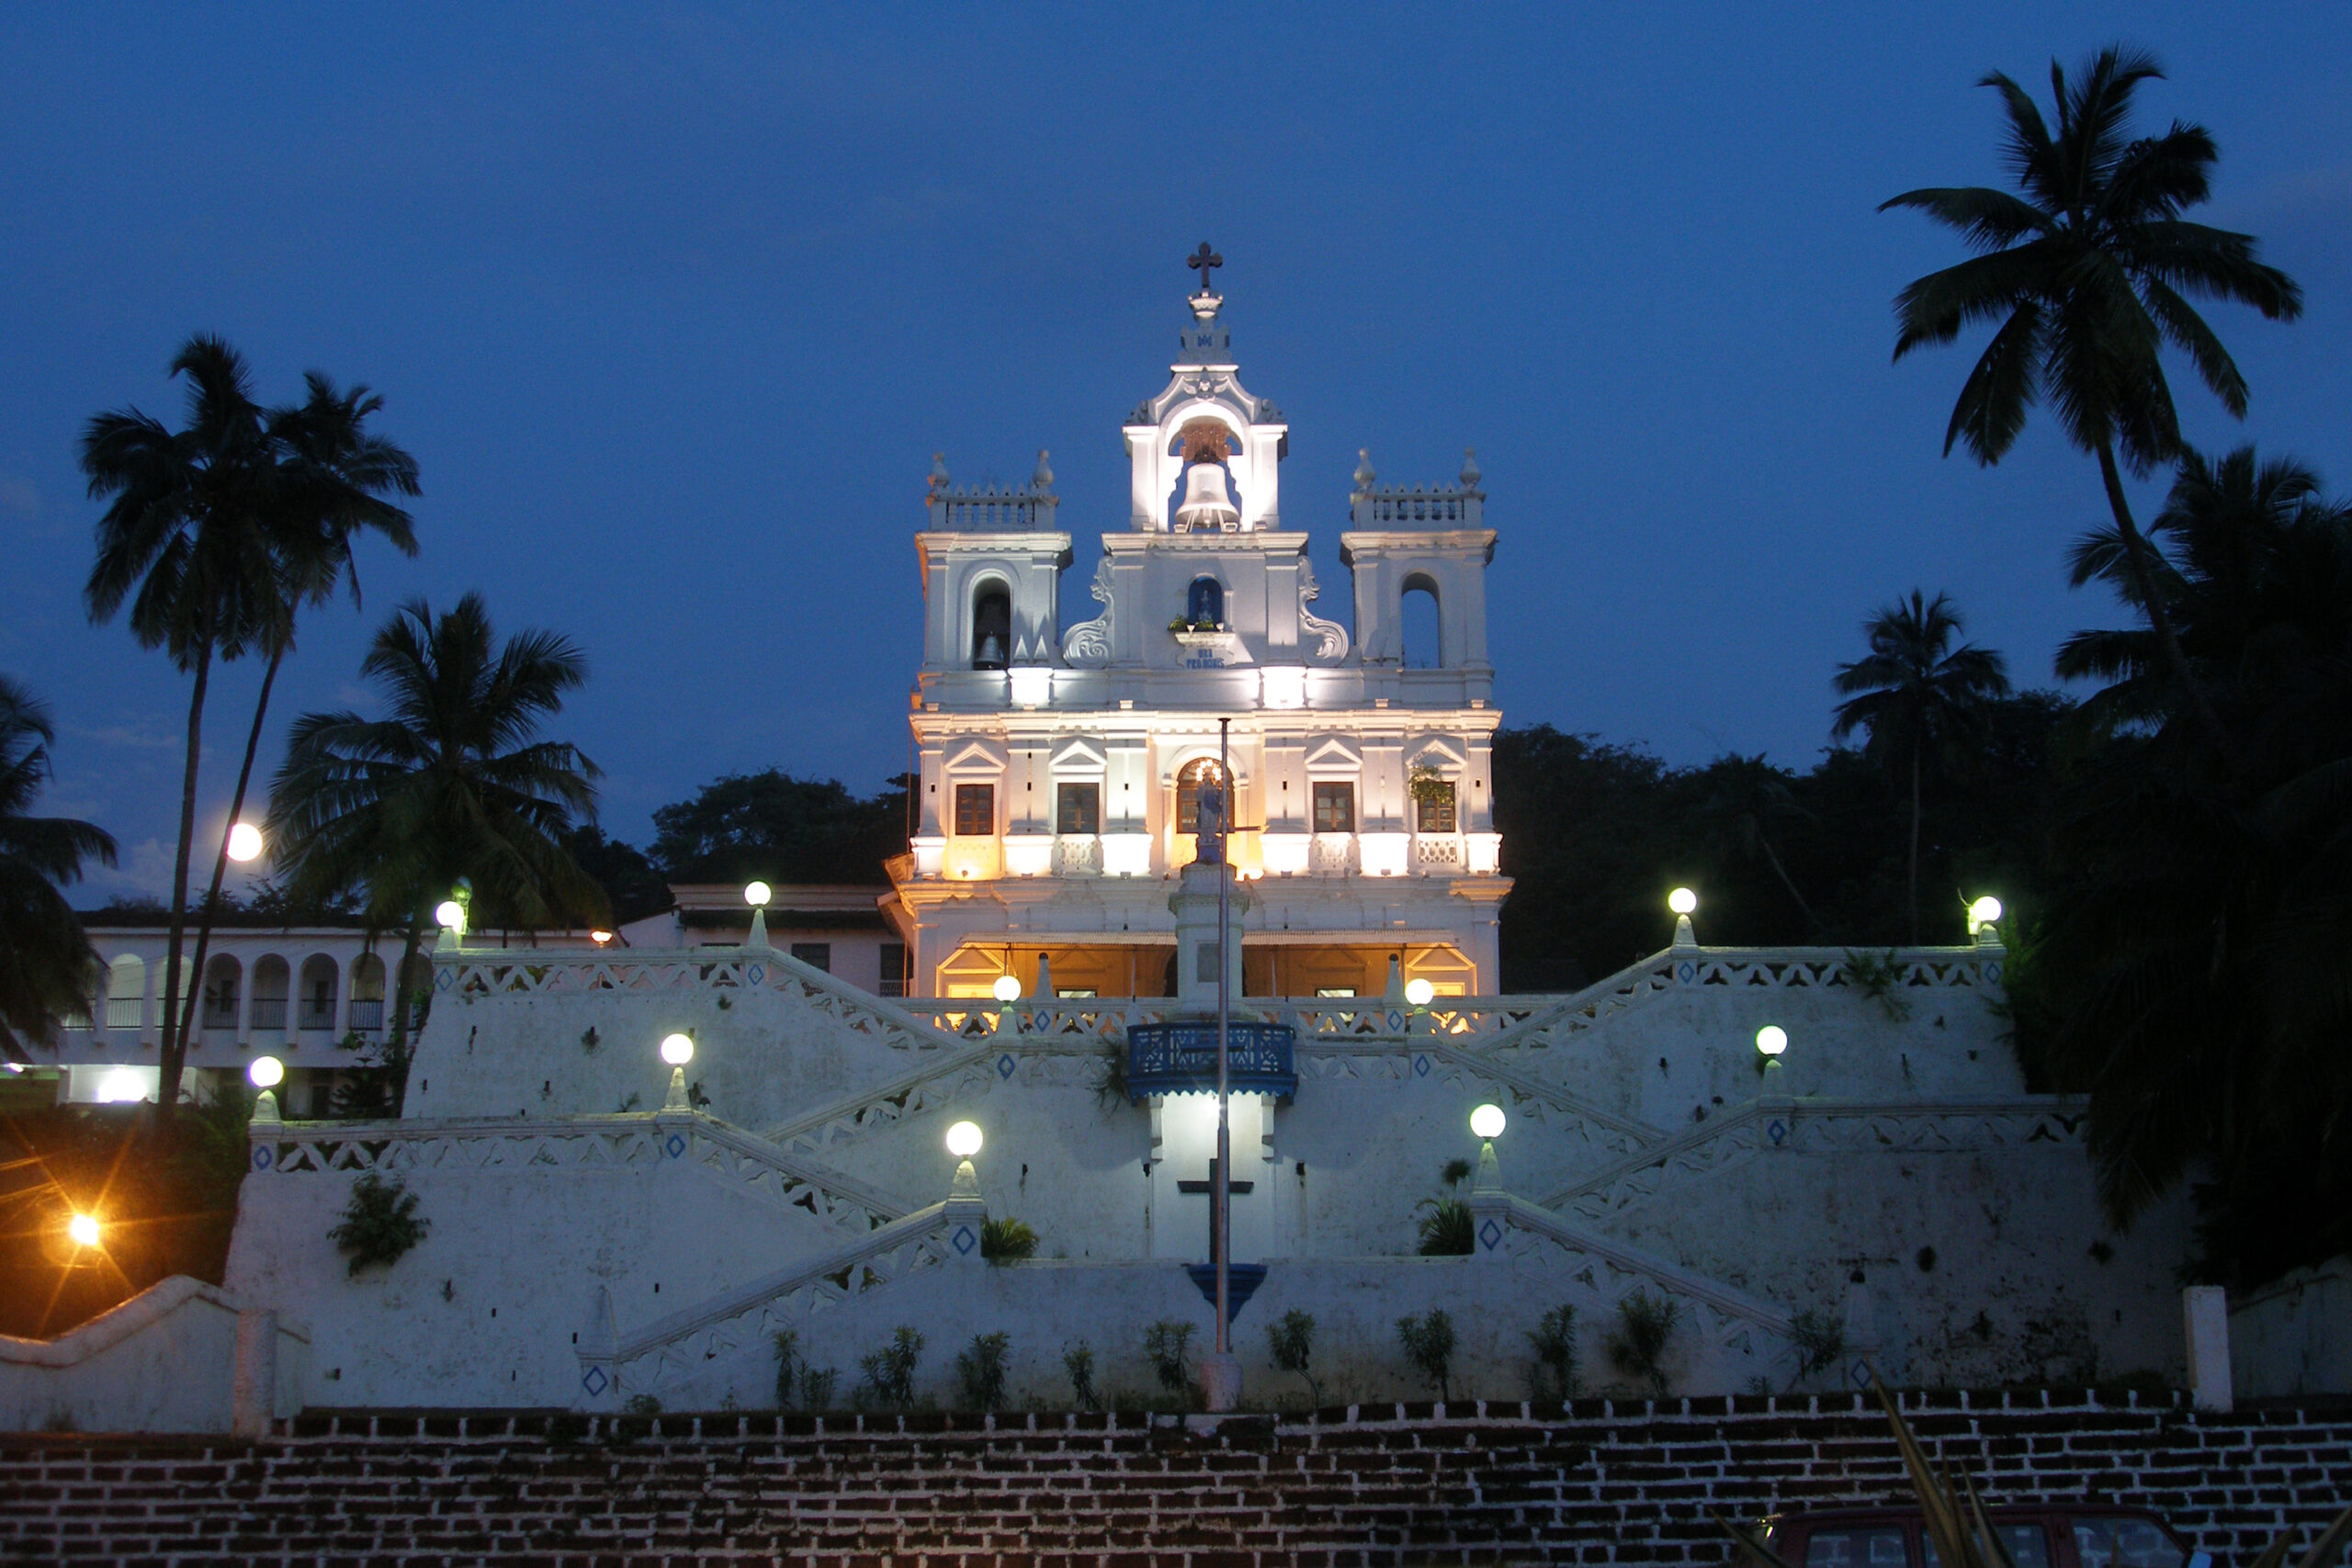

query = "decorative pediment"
[
  {"left": 943, "top": 739, "right": 1006, "bottom": 775},
  {"left": 1408, "top": 737, "right": 1467, "bottom": 773},
  {"left": 1304, "top": 737, "right": 1362, "bottom": 773},
  {"left": 1050, "top": 736, "right": 1108, "bottom": 774}
]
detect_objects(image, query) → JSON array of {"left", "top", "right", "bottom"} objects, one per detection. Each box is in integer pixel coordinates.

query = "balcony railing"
[
  {"left": 299, "top": 998, "right": 339, "bottom": 1031},
  {"left": 105, "top": 998, "right": 142, "bottom": 1030},
  {"left": 1125, "top": 1020, "right": 1297, "bottom": 1100},
  {"left": 345, "top": 999, "right": 385, "bottom": 1032},
  {"left": 249, "top": 998, "right": 288, "bottom": 1030}
]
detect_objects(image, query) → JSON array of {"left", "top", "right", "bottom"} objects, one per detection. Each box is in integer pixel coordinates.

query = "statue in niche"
[{"left": 1194, "top": 772, "right": 1227, "bottom": 863}]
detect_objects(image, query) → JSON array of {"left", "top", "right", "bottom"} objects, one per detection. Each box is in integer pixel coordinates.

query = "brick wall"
[{"left": 2, "top": 1393, "right": 2346, "bottom": 1566}]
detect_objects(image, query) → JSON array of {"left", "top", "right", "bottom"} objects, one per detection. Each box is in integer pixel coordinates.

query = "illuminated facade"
[{"left": 892, "top": 277, "right": 1510, "bottom": 998}]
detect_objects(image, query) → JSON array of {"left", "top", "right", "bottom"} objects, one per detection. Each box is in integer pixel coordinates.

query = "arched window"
[
  {"left": 1185, "top": 577, "right": 1225, "bottom": 628},
  {"left": 971, "top": 583, "right": 1012, "bottom": 670},
  {"left": 250, "top": 955, "right": 290, "bottom": 1032},
  {"left": 200, "top": 955, "right": 242, "bottom": 1031},
  {"left": 1175, "top": 756, "right": 1227, "bottom": 836},
  {"left": 298, "top": 954, "right": 340, "bottom": 1032},
  {"left": 105, "top": 954, "right": 144, "bottom": 1030},
  {"left": 1401, "top": 576, "right": 1442, "bottom": 669},
  {"left": 349, "top": 953, "right": 387, "bottom": 1033}
]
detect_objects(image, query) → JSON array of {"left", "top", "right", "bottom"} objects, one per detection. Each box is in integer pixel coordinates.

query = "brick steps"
[{"left": 2, "top": 1394, "right": 2347, "bottom": 1566}]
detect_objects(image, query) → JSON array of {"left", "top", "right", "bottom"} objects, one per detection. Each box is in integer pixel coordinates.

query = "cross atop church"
[{"left": 1188, "top": 242, "right": 1222, "bottom": 295}]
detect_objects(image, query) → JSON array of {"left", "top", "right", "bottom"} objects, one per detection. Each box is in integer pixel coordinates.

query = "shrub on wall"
[
  {"left": 1061, "top": 1341, "right": 1099, "bottom": 1411},
  {"left": 326, "top": 1173, "right": 429, "bottom": 1276},
  {"left": 1528, "top": 1303, "right": 1578, "bottom": 1402},
  {"left": 1266, "top": 1309, "right": 1322, "bottom": 1407},
  {"left": 980, "top": 1217, "right": 1036, "bottom": 1263},
  {"left": 1143, "top": 1320, "right": 1193, "bottom": 1396},
  {"left": 1396, "top": 1310, "right": 1457, "bottom": 1402},
  {"left": 772, "top": 1330, "right": 841, "bottom": 1412},
  {"left": 1606, "top": 1291, "right": 1680, "bottom": 1397},
  {"left": 1786, "top": 1308, "right": 1847, "bottom": 1391},
  {"left": 856, "top": 1326, "right": 924, "bottom": 1411},
  {"left": 956, "top": 1331, "right": 1011, "bottom": 1410}
]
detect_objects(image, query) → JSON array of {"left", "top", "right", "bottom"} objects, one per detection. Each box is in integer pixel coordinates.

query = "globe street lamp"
[
  {"left": 1470, "top": 1102, "right": 1506, "bottom": 1194},
  {"left": 1668, "top": 887, "right": 1698, "bottom": 947},
  {"left": 744, "top": 882, "right": 772, "bottom": 948},
  {"left": 660, "top": 1032, "right": 695, "bottom": 1111}
]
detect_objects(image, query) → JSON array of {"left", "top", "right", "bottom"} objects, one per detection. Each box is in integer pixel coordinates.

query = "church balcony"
[
  {"left": 1125, "top": 1019, "right": 1296, "bottom": 1100},
  {"left": 1003, "top": 833, "right": 1054, "bottom": 877},
  {"left": 1412, "top": 833, "right": 1464, "bottom": 873},
  {"left": 1054, "top": 835, "right": 1102, "bottom": 876},
  {"left": 1358, "top": 831, "right": 1410, "bottom": 877}
]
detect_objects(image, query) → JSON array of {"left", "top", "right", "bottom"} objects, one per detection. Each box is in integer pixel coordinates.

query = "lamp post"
[
  {"left": 660, "top": 1032, "right": 694, "bottom": 1111},
  {"left": 249, "top": 1054, "right": 285, "bottom": 1121},
  {"left": 745, "top": 881, "right": 773, "bottom": 949},
  {"left": 1214, "top": 716, "right": 1232, "bottom": 1377},
  {"left": 1965, "top": 895, "right": 2003, "bottom": 945},
  {"left": 1668, "top": 886, "right": 1698, "bottom": 947}
]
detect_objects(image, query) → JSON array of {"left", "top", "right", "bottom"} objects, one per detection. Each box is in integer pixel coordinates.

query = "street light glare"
[
  {"left": 1470, "top": 1103, "right": 1506, "bottom": 1140},
  {"left": 248, "top": 1055, "right": 285, "bottom": 1089},
  {"left": 1969, "top": 895, "right": 2003, "bottom": 926},
  {"left": 660, "top": 1032, "right": 695, "bottom": 1066},
  {"left": 1403, "top": 977, "right": 1435, "bottom": 1007},
  {"left": 945, "top": 1120, "right": 983, "bottom": 1158},
  {"left": 225, "top": 822, "right": 264, "bottom": 863},
  {"left": 435, "top": 899, "right": 466, "bottom": 932},
  {"left": 991, "top": 974, "right": 1022, "bottom": 1002},
  {"left": 744, "top": 881, "right": 772, "bottom": 908},
  {"left": 1756, "top": 1024, "right": 1789, "bottom": 1056},
  {"left": 67, "top": 1213, "right": 99, "bottom": 1248},
  {"left": 1668, "top": 887, "right": 1697, "bottom": 916}
]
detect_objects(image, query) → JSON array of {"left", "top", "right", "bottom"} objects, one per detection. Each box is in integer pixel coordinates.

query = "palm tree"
[
  {"left": 171, "top": 374, "right": 420, "bottom": 1056},
  {"left": 2062, "top": 446, "right": 2347, "bottom": 743},
  {"left": 1882, "top": 46, "right": 2301, "bottom": 758},
  {"left": 267, "top": 595, "right": 608, "bottom": 1091},
  {"left": 1694, "top": 754, "right": 1822, "bottom": 936},
  {"left": 80, "top": 335, "right": 282, "bottom": 1109},
  {"left": 1832, "top": 592, "right": 2011, "bottom": 942},
  {"left": 0, "top": 679, "right": 119, "bottom": 1060}
]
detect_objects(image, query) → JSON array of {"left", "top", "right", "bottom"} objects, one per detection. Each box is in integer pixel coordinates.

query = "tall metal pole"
[{"left": 1214, "top": 715, "right": 1231, "bottom": 1358}]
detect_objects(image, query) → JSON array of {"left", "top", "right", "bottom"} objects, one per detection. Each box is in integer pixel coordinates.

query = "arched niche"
[
  {"left": 1401, "top": 572, "right": 1442, "bottom": 669},
  {"left": 970, "top": 578, "right": 1012, "bottom": 670}
]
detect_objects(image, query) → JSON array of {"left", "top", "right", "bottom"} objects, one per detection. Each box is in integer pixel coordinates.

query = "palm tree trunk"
[
  {"left": 1759, "top": 835, "right": 1823, "bottom": 934},
  {"left": 386, "top": 912, "right": 426, "bottom": 1115},
  {"left": 1906, "top": 739, "right": 1922, "bottom": 945},
  {"left": 2095, "top": 439, "right": 2234, "bottom": 759},
  {"left": 175, "top": 644, "right": 285, "bottom": 1058},
  {"left": 156, "top": 634, "right": 214, "bottom": 1121}
]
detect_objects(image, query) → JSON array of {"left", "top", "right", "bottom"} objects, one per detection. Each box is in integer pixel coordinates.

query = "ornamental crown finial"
[
  {"left": 1460, "top": 447, "right": 1481, "bottom": 489},
  {"left": 929, "top": 453, "right": 950, "bottom": 492},
  {"left": 1032, "top": 449, "right": 1055, "bottom": 491},
  {"left": 1353, "top": 448, "right": 1376, "bottom": 489}
]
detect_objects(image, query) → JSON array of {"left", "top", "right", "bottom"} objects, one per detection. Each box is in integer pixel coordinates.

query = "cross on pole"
[
  {"left": 1175, "top": 1158, "right": 1255, "bottom": 1260},
  {"left": 1188, "top": 242, "right": 1222, "bottom": 295}
]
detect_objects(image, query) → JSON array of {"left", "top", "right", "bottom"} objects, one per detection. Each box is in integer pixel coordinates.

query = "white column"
[{"left": 2185, "top": 1285, "right": 2233, "bottom": 1412}]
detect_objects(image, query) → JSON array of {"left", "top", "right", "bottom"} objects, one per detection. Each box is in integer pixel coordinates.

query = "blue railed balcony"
[{"left": 1125, "top": 1020, "right": 1297, "bottom": 1101}]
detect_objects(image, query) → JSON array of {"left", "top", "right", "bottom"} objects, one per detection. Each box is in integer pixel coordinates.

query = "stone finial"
[
  {"left": 1475, "top": 1137, "right": 1503, "bottom": 1195},
  {"left": 952, "top": 1157, "right": 980, "bottom": 1198},
  {"left": 1032, "top": 449, "right": 1055, "bottom": 492},
  {"left": 1460, "top": 447, "right": 1482, "bottom": 489},
  {"left": 1382, "top": 953, "right": 1405, "bottom": 1006},
  {"left": 251, "top": 1088, "right": 280, "bottom": 1123},
  {"left": 663, "top": 1066, "right": 690, "bottom": 1112},
  {"left": 745, "top": 907, "right": 770, "bottom": 950},
  {"left": 929, "top": 453, "right": 950, "bottom": 492},
  {"left": 1035, "top": 953, "right": 1055, "bottom": 999},
  {"left": 1353, "top": 448, "right": 1376, "bottom": 489}
]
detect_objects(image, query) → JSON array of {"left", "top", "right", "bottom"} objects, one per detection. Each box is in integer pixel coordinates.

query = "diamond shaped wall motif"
[
  {"left": 1768, "top": 1120, "right": 1788, "bottom": 1145},
  {"left": 664, "top": 1134, "right": 685, "bottom": 1158},
  {"left": 435, "top": 968, "right": 455, "bottom": 992},
  {"left": 997, "top": 1053, "right": 1016, "bottom": 1079},
  {"left": 1676, "top": 961, "right": 1697, "bottom": 984},
  {"left": 1849, "top": 1359, "right": 1872, "bottom": 1390},
  {"left": 1412, "top": 1054, "right": 1430, "bottom": 1077},
  {"left": 582, "top": 1366, "right": 608, "bottom": 1397},
  {"left": 953, "top": 1225, "right": 977, "bottom": 1255},
  {"left": 747, "top": 964, "right": 765, "bottom": 985},
  {"left": 252, "top": 1145, "right": 274, "bottom": 1171},
  {"left": 1478, "top": 1218, "right": 1503, "bottom": 1250}
]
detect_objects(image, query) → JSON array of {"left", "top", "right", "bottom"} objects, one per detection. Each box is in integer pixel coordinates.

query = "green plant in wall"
[
  {"left": 1605, "top": 1291, "right": 1680, "bottom": 1397},
  {"left": 1091, "top": 1049, "right": 1130, "bottom": 1112},
  {"left": 1143, "top": 1319, "right": 1194, "bottom": 1395},
  {"left": 327, "top": 1172, "right": 429, "bottom": 1275},
  {"left": 1266, "top": 1309, "right": 1323, "bottom": 1407},
  {"left": 1785, "top": 1308, "right": 1847, "bottom": 1391},
  {"left": 1396, "top": 1309, "right": 1457, "bottom": 1401},
  {"left": 774, "top": 1329, "right": 837, "bottom": 1411},
  {"left": 579, "top": 1027, "right": 600, "bottom": 1053},
  {"left": 1408, "top": 763, "right": 1451, "bottom": 807},
  {"left": 980, "top": 1217, "right": 1037, "bottom": 1263},
  {"left": 1840, "top": 948, "right": 1914, "bottom": 1022},
  {"left": 1527, "top": 1303, "right": 1579, "bottom": 1402},
  {"left": 1062, "top": 1341, "right": 1100, "bottom": 1412},
  {"left": 855, "top": 1325, "right": 924, "bottom": 1411},
  {"left": 955, "top": 1331, "right": 1012, "bottom": 1410}
]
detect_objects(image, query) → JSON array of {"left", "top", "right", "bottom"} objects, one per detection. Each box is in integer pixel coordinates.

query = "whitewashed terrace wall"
[{"left": 223, "top": 942, "right": 2190, "bottom": 1411}]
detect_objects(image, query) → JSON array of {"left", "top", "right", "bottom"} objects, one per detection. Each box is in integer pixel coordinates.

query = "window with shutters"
[{"left": 954, "top": 783, "right": 993, "bottom": 836}]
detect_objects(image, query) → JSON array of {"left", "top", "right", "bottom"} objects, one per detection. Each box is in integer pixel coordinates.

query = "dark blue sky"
[{"left": 6, "top": 5, "right": 2347, "bottom": 899}]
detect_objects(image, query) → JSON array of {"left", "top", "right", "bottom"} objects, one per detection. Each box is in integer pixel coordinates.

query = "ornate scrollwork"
[
  {"left": 1298, "top": 558, "right": 1350, "bottom": 663},
  {"left": 1061, "top": 556, "right": 1114, "bottom": 665}
]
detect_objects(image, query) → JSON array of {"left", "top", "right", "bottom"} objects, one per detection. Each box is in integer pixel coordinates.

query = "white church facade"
[
  {"left": 895, "top": 274, "right": 1506, "bottom": 1001},
  {"left": 193, "top": 265, "right": 2196, "bottom": 1418}
]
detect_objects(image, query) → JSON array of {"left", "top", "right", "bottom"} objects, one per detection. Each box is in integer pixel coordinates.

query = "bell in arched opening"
[{"left": 1172, "top": 422, "right": 1240, "bottom": 532}]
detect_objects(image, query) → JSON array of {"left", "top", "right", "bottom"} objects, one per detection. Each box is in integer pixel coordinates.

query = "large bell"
[{"left": 1174, "top": 461, "right": 1239, "bottom": 532}]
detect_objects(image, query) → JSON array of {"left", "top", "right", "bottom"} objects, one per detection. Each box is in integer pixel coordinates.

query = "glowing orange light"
[
  {"left": 591, "top": 930, "right": 614, "bottom": 945},
  {"left": 67, "top": 1213, "right": 100, "bottom": 1248}
]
